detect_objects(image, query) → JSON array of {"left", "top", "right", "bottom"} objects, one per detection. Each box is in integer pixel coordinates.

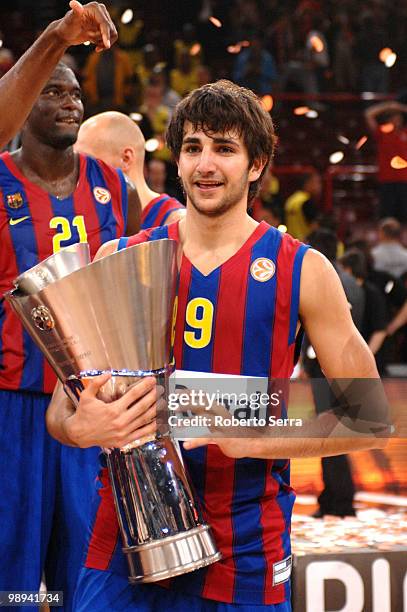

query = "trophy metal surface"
[{"left": 6, "top": 240, "right": 221, "bottom": 583}]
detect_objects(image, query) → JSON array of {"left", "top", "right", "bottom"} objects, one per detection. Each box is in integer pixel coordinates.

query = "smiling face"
[
  {"left": 23, "top": 65, "right": 84, "bottom": 150},
  {"left": 178, "top": 122, "right": 264, "bottom": 217}
]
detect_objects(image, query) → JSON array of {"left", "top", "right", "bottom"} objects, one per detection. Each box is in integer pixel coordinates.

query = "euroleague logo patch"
[
  {"left": 93, "top": 186, "right": 111, "bottom": 204},
  {"left": 250, "top": 258, "right": 276, "bottom": 282}
]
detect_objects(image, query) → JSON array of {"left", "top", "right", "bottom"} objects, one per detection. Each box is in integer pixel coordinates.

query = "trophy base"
[{"left": 123, "top": 525, "right": 222, "bottom": 583}]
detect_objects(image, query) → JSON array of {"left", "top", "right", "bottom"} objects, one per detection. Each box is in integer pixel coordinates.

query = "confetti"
[
  {"left": 129, "top": 113, "right": 143, "bottom": 122},
  {"left": 291, "top": 510, "right": 407, "bottom": 555},
  {"left": 338, "top": 135, "right": 350, "bottom": 145},
  {"left": 355, "top": 135, "right": 368, "bottom": 150},
  {"left": 310, "top": 35, "right": 324, "bottom": 53},
  {"left": 380, "top": 123, "right": 395, "bottom": 133},
  {"left": 385, "top": 52, "right": 397, "bottom": 68},
  {"left": 294, "top": 106, "right": 310, "bottom": 116},
  {"left": 261, "top": 95, "right": 274, "bottom": 112},
  {"left": 190, "top": 43, "right": 201, "bottom": 56},
  {"left": 145, "top": 138, "right": 159, "bottom": 152},
  {"left": 121, "top": 9, "right": 133, "bottom": 24},
  {"left": 209, "top": 16, "right": 222, "bottom": 28},
  {"left": 390, "top": 156, "right": 407, "bottom": 169},
  {"left": 329, "top": 151, "right": 344, "bottom": 164},
  {"left": 379, "top": 47, "right": 392, "bottom": 62}
]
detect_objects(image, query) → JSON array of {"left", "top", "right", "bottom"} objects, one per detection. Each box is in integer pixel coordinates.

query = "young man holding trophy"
[{"left": 45, "top": 80, "right": 388, "bottom": 611}]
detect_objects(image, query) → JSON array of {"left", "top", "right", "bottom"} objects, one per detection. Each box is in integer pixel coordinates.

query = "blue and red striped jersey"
[
  {"left": 85, "top": 221, "right": 309, "bottom": 605},
  {"left": 0, "top": 152, "right": 128, "bottom": 393},
  {"left": 140, "top": 193, "right": 184, "bottom": 229}
]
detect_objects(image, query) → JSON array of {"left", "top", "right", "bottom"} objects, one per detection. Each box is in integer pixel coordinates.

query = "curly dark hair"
[{"left": 166, "top": 80, "right": 277, "bottom": 202}]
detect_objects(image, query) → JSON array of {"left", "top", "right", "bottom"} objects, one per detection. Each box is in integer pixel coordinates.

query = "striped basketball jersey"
[
  {"left": 0, "top": 152, "right": 128, "bottom": 393},
  {"left": 140, "top": 193, "right": 184, "bottom": 229},
  {"left": 84, "top": 221, "right": 309, "bottom": 605}
]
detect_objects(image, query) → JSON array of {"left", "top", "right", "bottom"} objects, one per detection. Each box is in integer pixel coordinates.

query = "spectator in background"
[
  {"left": 146, "top": 158, "right": 168, "bottom": 194},
  {"left": 285, "top": 170, "right": 321, "bottom": 240},
  {"left": 355, "top": 14, "right": 390, "bottom": 94},
  {"left": 82, "top": 46, "right": 133, "bottom": 114},
  {"left": 339, "top": 249, "right": 388, "bottom": 373},
  {"left": 135, "top": 43, "right": 161, "bottom": 92},
  {"left": 372, "top": 218, "right": 407, "bottom": 278},
  {"left": 170, "top": 49, "right": 199, "bottom": 97},
  {"left": 250, "top": 166, "right": 283, "bottom": 225},
  {"left": 150, "top": 69, "right": 181, "bottom": 113},
  {"left": 331, "top": 11, "right": 356, "bottom": 91},
  {"left": 365, "top": 100, "right": 407, "bottom": 223},
  {"left": 349, "top": 236, "right": 407, "bottom": 366},
  {"left": 139, "top": 79, "right": 172, "bottom": 162},
  {"left": 304, "top": 16, "right": 330, "bottom": 94},
  {"left": 174, "top": 23, "right": 202, "bottom": 69},
  {"left": 232, "top": 33, "right": 278, "bottom": 95},
  {"left": 302, "top": 229, "right": 363, "bottom": 518}
]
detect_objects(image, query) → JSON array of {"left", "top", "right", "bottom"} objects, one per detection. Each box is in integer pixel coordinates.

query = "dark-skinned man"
[
  {"left": 0, "top": 1, "right": 117, "bottom": 149},
  {"left": 0, "top": 6, "right": 140, "bottom": 612}
]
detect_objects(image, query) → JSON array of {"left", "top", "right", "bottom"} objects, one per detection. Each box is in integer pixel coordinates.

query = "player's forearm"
[
  {"left": 368, "top": 330, "right": 387, "bottom": 355},
  {"left": 0, "top": 21, "right": 68, "bottom": 148},
  {"left": 248, "top": 430, "right": 388, "bottom": 459},
  {"left": 387, "top": 300, "right": 407, "bottom": 335},
  {"left": 46, "top": 383, "right": 79, "bottom": 447}
]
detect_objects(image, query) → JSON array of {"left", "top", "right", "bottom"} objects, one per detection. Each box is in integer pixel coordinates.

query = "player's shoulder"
[{"left": 81, "top": 153, "right": 123, "bottom": 181}]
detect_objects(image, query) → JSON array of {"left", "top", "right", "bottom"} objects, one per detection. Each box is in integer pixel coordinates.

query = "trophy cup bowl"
[
  {"left": 5, "top": 239, "right": 221, "bottom": 583},
  {"left": 15, "top": 242, "right": 90, "bottom": 295}
]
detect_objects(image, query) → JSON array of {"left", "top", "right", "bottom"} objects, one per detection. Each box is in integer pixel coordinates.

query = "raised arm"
[
  {"left": 364, "top": 100, "right": 407, "bottom": 132},
  {"left": 0, "top": 1, "right": 117, "bottom": 148}
]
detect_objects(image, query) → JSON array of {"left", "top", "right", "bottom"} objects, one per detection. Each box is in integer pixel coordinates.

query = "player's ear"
[
  {"left": 248, "top": 156, "right": 268, "bottom": 182},
  {"left": 121, "top": 147, "right": 135, "bottom": 173}
]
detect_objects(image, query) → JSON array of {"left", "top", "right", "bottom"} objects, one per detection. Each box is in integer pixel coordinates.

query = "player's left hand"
[{"left": 55, "top": 1, "right": 117, "bottom": 52}]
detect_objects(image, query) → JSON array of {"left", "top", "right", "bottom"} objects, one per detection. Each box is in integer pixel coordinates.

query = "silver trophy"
[{"left": 6, "top": 240, "right": 221, "bottom": 583}]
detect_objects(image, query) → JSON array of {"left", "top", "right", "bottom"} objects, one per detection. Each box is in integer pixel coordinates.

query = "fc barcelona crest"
[{"left": 6, "top": 192, "right": 24, "bottom": 209}]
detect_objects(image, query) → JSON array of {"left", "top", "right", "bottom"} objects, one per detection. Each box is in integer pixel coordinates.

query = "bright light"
[
  {"left": 310, "top": 35, "right": 324, "bottom": 53},
  {"left": 129, "top": 112, "right": 143, "bottom": 122},
  {"left": 121, "top": 9, "right": 133, "bottom": 25},
  {"left": 385, "top": 281, "right": 394, "bottom": 294},
  {"left": 355, "top": 135, "right": 368, "bottom": 150},
  {"left": 329, "top": 151, "right": 344, "bottom": 164},
  {"left": 390, "top": 155, "right": 407, "bottom": 169},
  {"left": 145, "top": 138, "right": 159, "bottom": 152},
  {"left": 209, "top": 16, "right": 222, "bottom": 28},
  {"left": 227, "top": 45, "right": 241, "bottom": 54},
  {"left": 190, "top": 43, "right": 201, "bottom": 56},
  {"left": 293, "top": 106, "right": 310, "bottom": 116},
  {"left": 83, "top": 41, "right": 91, "bottom": 46},
  {"left": 380, "top": 122, "right": 395, "bottom": 133},
  {"left": 0, "top": 40, "right": 3, "bottom": 49},
  {"left": 306, "top": 110, "right": 318, "bottom": 119},
  {"left": 385, "top": 52, "right": 397, "bottom": 68},
  {"left": 278, "top": 224, "right": 287, "bottom": 233},
  {"left": 379, "top": 47, "right": 392, "bottom": 62},
  {"left": 261, "top": 95, "right": 274, "bottom": 112},
  {"left": 338, "top": 135, "right": 350, "bottom": 145}
]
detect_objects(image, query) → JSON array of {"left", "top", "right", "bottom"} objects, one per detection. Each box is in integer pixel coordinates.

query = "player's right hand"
[
  {"left": 64, "top": 374, "right": 164, "bottom": 448},
  {"left": 55, "top": 1, "right": 118, "bottom": 52}
]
